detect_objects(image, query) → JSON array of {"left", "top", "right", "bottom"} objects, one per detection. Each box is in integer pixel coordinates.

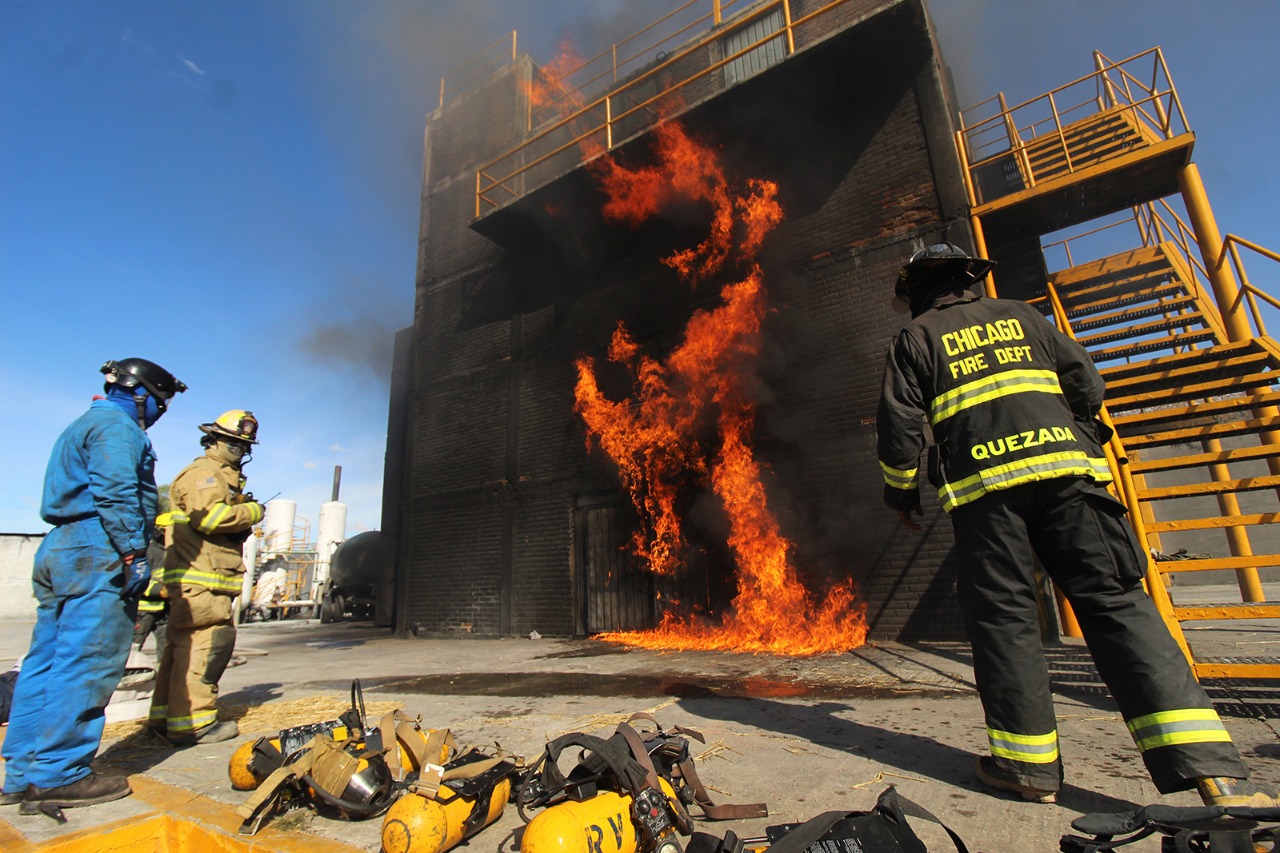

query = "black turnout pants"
[{"left": 950, "top": 476, "right": 1247, "bottom": 793}]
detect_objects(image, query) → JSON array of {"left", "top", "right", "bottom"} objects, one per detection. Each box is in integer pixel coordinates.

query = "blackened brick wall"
[{"left": 395, "top": 0, "right": 969, "bottom": 641}]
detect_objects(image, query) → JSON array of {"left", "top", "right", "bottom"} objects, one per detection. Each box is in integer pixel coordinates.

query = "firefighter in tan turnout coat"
[{"left": 149, "top": 410, "right": 263, "bottom": 744}]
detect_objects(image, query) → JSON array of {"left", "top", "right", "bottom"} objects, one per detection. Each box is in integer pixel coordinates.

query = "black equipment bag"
[
  {"left": 0, "top": 667, "right": 16, "bottom": 725},
  {"left": 685, "top": 787, "right": 968, "bottom": 853}
]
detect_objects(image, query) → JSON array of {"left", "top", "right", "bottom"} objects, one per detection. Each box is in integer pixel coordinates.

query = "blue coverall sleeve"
[{"left": 84, "top": 418, "right": 150, "bottom": 555}]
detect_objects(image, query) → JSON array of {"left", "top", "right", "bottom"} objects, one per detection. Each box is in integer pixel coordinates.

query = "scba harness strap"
[
  {"left": 619, "top": 713, "right": 768, "bottom": 822},
  {"left": 516, "top": 711, "right": 769, "bottom": 850},
  {"left": 1061, "top": 804, "right": 1280, "bottom": 853}
]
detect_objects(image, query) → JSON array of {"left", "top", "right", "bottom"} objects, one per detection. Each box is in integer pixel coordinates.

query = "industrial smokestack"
[{"left": 331, "top": 465, "right": 342, "bottom": 502}]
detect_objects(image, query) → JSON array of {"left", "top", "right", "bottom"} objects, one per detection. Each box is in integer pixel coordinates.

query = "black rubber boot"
[
  {"left": 20, "top": 772, "right": 131, "bottom": 810},
  {"left": 169, "top": 719, "right": 239, "bottom": 746},
  {"left": 976, "top": 756, "right": 1057, "bottom": 803}
]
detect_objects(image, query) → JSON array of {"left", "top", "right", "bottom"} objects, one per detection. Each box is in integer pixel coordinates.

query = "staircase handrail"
[
  {"left": 1218, "top": 234, "right": 1280, "bottom": 338},
  {"left": 1041, "top": 281, "right": 1181, "bottom": 646},
  {"left": 476, "top": 0, "right": 854, "bottom": 215},
  {"left": 957, "top": 47, "right": 1189, "bottom": 191},
  {"left": 437, "top": 31, "right": 519, "bottom": 110}
]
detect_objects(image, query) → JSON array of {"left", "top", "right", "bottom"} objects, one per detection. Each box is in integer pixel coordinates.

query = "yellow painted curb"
[{"left": 0, "top": 774, "right": 365, "bottom": 852}]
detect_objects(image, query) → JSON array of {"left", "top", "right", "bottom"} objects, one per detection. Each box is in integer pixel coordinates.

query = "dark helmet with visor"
[
  {"left": 894, "top": 242, "right": 996, "bottom": 305},
  {"left": 101, "top": 358, "right": 187, "bottom": 413}
]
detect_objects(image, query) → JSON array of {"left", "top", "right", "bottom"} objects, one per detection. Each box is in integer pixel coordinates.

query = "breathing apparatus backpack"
[
  {"left": 232, "top": 680, "right": 459, "bottom": 835},
  {"left": 381, "top": 747, "right": 521, "bottom": 853},
  {"left": 518, "top": 713, "right": 768, "bottom": 853}
]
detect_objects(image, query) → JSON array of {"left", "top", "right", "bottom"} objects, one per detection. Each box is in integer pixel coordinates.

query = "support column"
[
  {"left": 1178, "top": 162, "right": 1249, "bottom": 341},
  {"left": 1178, "top": 162, "right": 1265, "bottom": 602}
]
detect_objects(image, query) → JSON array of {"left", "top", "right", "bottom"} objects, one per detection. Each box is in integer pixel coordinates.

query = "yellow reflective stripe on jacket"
[
  {"left": 246, "top": 501, "right": 264, "bottom": 524},
  {"left": 194, "top": 502, "right": 234, "bottom": 534},
  {"left": 156, "top": 511, "right": 189, "bottom": 527},
  {"left": 1127, "top": 709, "right": 1233, "bottom": 753},
  {"left": 163, "top": 566, "right": 244, "bottom": 593},
  {"left": 930, "top": 369, "right": 1063, "bottom": 426},
  {"left": 939, "top": 452, "right": 1112, "bottom": 511},
  {"left": 137, "top": 599, "right": 165, "bottom": 613},
  {"left": 880, "top": 460, "right": 918, "bottom": 491},
  {"left": 987, "top": 728, "right": 1059, "bottom": 764}
]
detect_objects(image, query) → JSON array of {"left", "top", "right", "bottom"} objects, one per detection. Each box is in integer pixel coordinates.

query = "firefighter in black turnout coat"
[{"left": 876, "top": 242, "right": 1278, "bottom": 807}]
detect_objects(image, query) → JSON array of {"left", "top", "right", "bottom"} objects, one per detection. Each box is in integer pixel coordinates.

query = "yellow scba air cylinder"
[
  {"left": 227, "top": 737, "right": 284, "bottom": 791},
  {"left": 381, "top": 776, "right": 512, "bottom": 853},
  {"left": 521, "top": 780, "right": 679, "bottom": 853}
]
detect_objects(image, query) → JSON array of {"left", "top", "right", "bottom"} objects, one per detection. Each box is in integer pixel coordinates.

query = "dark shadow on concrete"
[{"left": 681, "top": 694, "right": 1143, "bottom": 816}]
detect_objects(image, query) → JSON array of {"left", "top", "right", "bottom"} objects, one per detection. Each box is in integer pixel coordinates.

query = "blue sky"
[{"left": 2, "top": 1, "right": 1277, "bottom": 537}]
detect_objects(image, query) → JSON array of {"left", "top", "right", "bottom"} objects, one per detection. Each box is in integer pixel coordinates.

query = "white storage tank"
[
  {"left": 313, "top": 500, "right": 348, "bottom": 594},
  {"left": 261, "top": 499, "right": 297, "bottom": 557},
  {"left": 240, "top": 531, "right": 259, "bottom": 610}
]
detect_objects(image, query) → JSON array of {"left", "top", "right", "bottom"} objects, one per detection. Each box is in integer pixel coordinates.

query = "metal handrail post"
[
  {"left": 783, "top": 0, "right": 795, "bottom": 54},
  {"left": 1094, "top": 50, "right": 1118, "bottom": 108}
]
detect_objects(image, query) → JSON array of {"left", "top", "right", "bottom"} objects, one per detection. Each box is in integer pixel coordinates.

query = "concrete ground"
[{"left": 1, "top": 589, "right": 1279, "bottom": 852}]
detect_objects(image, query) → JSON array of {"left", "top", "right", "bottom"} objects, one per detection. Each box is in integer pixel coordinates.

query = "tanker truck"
[{"left": 318, "top": 530, "right": 385, "bottom": 623}]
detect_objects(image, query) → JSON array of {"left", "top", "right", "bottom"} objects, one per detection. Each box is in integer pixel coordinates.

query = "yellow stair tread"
[
  {"left": 1106, "top": 369, "right": 1278, "bottom": 411},
  {"left": 1121, "top": 414, "right": 1280, "bottom": 449},
  {"left": 1100, "top": 338, "right": 1263, "bottom": 381},
  {"left": 1192, "top": 661, "right": 1280, "bottom": 680},
  {"left": 1172, "top": 601, "right": 1280, "bottom": 619},
  {"left": 1088, "top": 330, "right": 1220, "bottom": 362},
  {"left": 1110, "top": 389, "right": 1280, "bottom": 428},
  {"left": 1154, "top": 553, "right": 1280, "bottom": 572},
  {"left": 1076, "top": 313, "right": 1211, "bottom": 347},
  {"left": 1137, "top": 473, "right": 1280, "bottom": 501},
  {"left": 1062, "top": 283, "right": 1189, "bottom": 320},
  {"left": 1128, "top": 442, "right": 1280, "bottom": 473},
  {"left": 1071, "top": 295, "right": 1198, "bottom": 332},
  {"left": 1049, "top": 244, "right": 1168, "bottom": 284},
  {"left": 1146, "top": 512, "right": 1280, "bottom": 534}
]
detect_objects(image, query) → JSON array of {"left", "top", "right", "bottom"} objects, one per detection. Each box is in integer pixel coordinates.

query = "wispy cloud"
[
  {"left": 329, "top": 444, "right": 349, "bottom": 453},
  {"left": 181, "top": 57, "right": 206, "bottom": 76},
  {"left": 304, "top": 461, "right": 317, "bottom": 470}
]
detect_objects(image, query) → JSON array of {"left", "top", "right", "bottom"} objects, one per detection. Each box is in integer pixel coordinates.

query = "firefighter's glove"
[
  {"left": 123, "top": 554, "right": 152, "bottom": 600},
  {"left": 897, "top": 498, "right": 923, "bottom": 531}
]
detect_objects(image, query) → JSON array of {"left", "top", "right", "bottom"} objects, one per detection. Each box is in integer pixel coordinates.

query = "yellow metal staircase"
[
  {"left": 1046, "top": 264, "right": 1280, "bottom": 679},
  {"left": 958, "top": 47, "right": 1280, "bottom": 680},
  {"left": 1021, "top": 105, "right": 1162, "bottom": 188},
  {"left": 1048, "top": 243, "right": 1226, "bottom": 361}
]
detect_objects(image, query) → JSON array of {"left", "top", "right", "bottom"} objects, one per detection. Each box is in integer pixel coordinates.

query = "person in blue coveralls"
[{"left": 1, "top": 358, "right": 185, "bottom": 815}]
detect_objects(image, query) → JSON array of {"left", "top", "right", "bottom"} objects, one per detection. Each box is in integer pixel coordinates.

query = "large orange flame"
[{"left": 537, "top": 45, "right": 867, "bottom": 655}]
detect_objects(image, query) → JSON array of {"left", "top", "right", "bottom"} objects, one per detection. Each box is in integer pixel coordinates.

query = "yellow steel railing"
[
  {"left": 473, "top": 0, "right": 859, "bottom": 217},
  {"left": 957, "top": 47, "right": 1190, "bottom": 203},
  {"left": 1041, "top": 202, "right": 1280, "bottom": 343},
  {"left": 1219, "top": 235, "right": 1280, "bottom": 338},
  {"left": 1040, "top": 278, "right": 1197, "bottom": 652},
  {"left": 437, "top": 31, "right": 519, "bottom": 111},
  {"left": 1042, "top": 201, "right": 1226, "bottom": 344}
]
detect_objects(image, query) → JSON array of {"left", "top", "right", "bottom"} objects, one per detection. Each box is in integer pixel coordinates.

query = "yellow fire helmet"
[{"left": 199, "top": 410, "right": 260, "bottom": 445}]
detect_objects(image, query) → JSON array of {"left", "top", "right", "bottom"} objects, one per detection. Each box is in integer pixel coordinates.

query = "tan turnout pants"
[{"left": 148, "top": 584, "right": 236, "bottom": 737}]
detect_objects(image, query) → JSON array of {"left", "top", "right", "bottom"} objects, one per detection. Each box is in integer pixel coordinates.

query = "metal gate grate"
[{"left": 575, "top": 494, "right": 712, "bottom": 634}]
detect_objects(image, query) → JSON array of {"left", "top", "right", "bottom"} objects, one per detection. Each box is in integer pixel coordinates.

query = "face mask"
[{"left": 211, "top": 439, "right": 252, "bottom": 467}]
